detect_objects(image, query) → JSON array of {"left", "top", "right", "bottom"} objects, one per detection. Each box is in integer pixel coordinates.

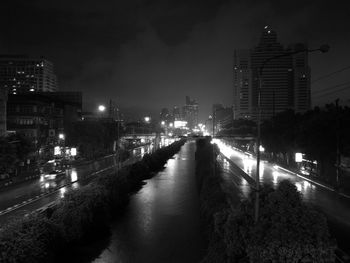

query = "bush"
[
  {"left": 219, "top": 180, "right": 336, "bottom": 263},
  {"left": 195, "top": 138, "right": 230, "bottom": 263},
  {"left": 0, "top": 214, "right": 62, "bottom": 263},
  {"left": 94, "top": 168, "right": 131, "bottom": 211},
  {"left": 0, "top": 139, "right": 187, "bottom": 262},
  {"left": 51, "top": 184, "right": 109, "bottom": 244}
]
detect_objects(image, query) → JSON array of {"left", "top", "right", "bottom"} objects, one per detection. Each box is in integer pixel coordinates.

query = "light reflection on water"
[
  {"left": 92, "top": 142, "right": 205, "bottom": 263},
  {"left": 241, "top": 177, "right": 250, "bottom": 198}
]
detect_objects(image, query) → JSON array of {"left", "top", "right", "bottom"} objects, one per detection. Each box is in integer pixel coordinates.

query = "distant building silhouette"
[
  {"left": 0, "top": 55, "right": 58, "bottom": 94},
  {"left": 233, "top": 26, "right": 310, "bottom": 120},
  {"left": 213, "top": 104, "right": 233, "bottom": 134},
  {"left": 160, "top": 107, "right": 172, "bottom": 123},
  {"left": 0, "top": 88, "right": 7, "bottom": 136},
  {"left": 182, "top": 96, "right": 198, "bottom": 129},
  {"left": 173, "top": 106, "right": 181, "bottom": 121}
]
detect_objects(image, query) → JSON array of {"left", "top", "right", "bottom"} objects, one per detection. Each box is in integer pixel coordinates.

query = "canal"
[{"left": 92, "top": 141, "right": 206, "bottom": 263}]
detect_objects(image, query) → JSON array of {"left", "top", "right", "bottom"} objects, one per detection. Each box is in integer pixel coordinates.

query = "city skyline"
[{"left": 1, "top": 1, "right": 350, "bottom": 121}]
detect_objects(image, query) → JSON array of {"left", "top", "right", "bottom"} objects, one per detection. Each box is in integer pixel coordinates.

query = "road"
[
  {"left": 214, "top": 139, "right": 350, "bottom": 260},
  {"left": 0, "top": 145, "right": 152, "bottom": 226}
]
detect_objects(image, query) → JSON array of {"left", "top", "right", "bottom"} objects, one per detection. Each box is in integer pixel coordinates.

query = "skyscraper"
[
  {"left": 233, "top": 27, "right": 310, "bottom": 120},
  {"left": 182, "top": 96, "right": 198, "bottom": 130},
  {"left": 173, "top": 106, "right": 181, "bottom": 121},
  {"left": 0, "top": 55, "right": 58, "bottom": 94},
  {"left": 0, "top": 87, "right": 7, "bottom": 136},
  {"left": 233, "top": 49, "right": 252, "bottom": 119}
]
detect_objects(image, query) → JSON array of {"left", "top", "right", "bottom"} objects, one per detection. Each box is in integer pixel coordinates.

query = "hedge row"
[
  {"left": 195, "top": 138, "right": 336, "bottom": 263},
  {"left": 0, "top": 139, "right": 186, "bottom": 263},
  {"left": 195, "top": 138, "right": 230, "bottom": 263}
]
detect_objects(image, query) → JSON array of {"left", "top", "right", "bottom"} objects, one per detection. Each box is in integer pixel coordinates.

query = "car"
[{"left": 44, "top": 170, "right": 65, "bottom": 180}]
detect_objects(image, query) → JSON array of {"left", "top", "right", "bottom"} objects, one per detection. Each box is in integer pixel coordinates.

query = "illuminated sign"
[
  {"left": 71, "top": 148, "right": 77, "bottom": 156},
  {"left": 54, "top": 146, "right": 61, "bottom": 156},
  {"left": 174, "top": 120, "right": 187, "bottom": 128},
  {"left": 295, "top": 153, "right": 303, "bottom": 163}
]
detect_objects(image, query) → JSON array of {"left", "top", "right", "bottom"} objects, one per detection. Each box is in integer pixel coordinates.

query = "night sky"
[{"left": 2, "top": 0, "right": 350, "bottom": 121}]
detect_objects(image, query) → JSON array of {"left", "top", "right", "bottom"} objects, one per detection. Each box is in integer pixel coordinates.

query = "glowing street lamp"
[
  {"left": 58, "top": 133, "right": 65, "bottom": 140},
  {"left": 98, "top": 105, "right": 106, "bottom": 112},
  {"left": 161, "top": 121, "right": 165, "bottom": 126},
  {"left": 144, "top": 116, "right": 150, "bottom": 123}
]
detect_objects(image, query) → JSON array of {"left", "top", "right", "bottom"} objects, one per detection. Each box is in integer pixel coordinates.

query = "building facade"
[
  {"left": 0, "top": 88, "right": 8, "bottom": 136},
  {"left": 213, "top": 104, "right": 233, "bottom": 135},
  {"left": 182, "top": 96, "right": 199, "bottom": 130},
  {"left": 7, "top": 92, "right": 82, "bottom": 160},
  {"left": 0, "top": 55, "right": 58, "bottom": 94},
  {"left": 173, "top": 106, "right": 181, "bottom": 121},
  {"left": 233, "top": 27, "right": 310, "bottom": 121}
]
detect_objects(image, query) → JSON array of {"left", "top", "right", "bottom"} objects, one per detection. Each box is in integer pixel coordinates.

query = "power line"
[
  {"left": 313, "top": 85, "right": 350, "bottom": 98},
  {"left": 311, "top": 65, "right": 350, "bottom": 84},
  {"left": 312, "top": 81, "right": 350, "bottom": 94}
]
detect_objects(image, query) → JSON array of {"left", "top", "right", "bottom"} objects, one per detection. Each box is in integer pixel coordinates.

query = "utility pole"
[
  {"left": 254, "top": 44, "right": 329, "bottom": 223},
  {"left": 335, "top": 98, "right": 340, "bottom": 189},
  {"left": 212, "top": 110, "right": 215, "bottom": 137},
  {"left": 254, "top": 72, "right": 262, "bottom": 223}
]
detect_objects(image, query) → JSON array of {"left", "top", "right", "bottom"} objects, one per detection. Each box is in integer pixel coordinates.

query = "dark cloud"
[{"left": 1, "top": 0, "right": 350, "bottom": 119}]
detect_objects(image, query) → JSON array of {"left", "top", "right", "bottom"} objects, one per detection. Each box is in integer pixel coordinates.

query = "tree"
[
  {"left": 0, "top": 137, "right": 17, "bottom": 174},
  {"left": 66, "top": 121, "right": 118, "bottom": 159},
  {"left": 0, "top": 134, "right": 35, "bottom": 175},
  {"left": 217, "top": 180, "right": 336, "bottom": 262}
]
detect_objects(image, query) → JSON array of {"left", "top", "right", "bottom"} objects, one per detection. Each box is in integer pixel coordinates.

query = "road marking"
[{"left": 0, "top": 155, "right": 140, "bottom": 218}]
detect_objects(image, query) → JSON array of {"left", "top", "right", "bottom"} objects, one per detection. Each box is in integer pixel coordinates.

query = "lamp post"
[
  {"left": 254, "top": 44, "right": 329, "bottom": 223},
  {"left": 98, "top": 104, "right": 106, "bottom": 118}
]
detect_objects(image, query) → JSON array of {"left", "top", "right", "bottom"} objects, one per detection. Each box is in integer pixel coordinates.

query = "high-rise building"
[
  {"left": 160, "top": 108, "right": 171, "bottom": 122},
  {"left": 182, "top": 96, "right": 198, "bottom": 129},
  {"left": 0, "top": 55, "right": 58, "bottom": 94},
  {"left": 233, "top": 27, "right": 310, "bottom": 120},
  {"left": 0, "top": 87, "right": 8, "bottom": 136},
  {"left": 233, "top": 49, "right": 252, "bottom": 119},
  {"left": 173, "top": 106, "right": 181, "bottom": 121},
  {"left": 213, "top": 104, "right": 233, "bottom": 134}
]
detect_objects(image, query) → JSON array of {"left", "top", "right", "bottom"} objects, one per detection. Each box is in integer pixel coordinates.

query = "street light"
[
  {"left": 98, "top": 105, "right": 106, "bottom": 112},
  {"left": 144, "top": 116, "right": 150, "bottom": 123},
  {"left": 254, "top": 44, "right": 329, "bottom": 223},
  {"left": 58, "top": 133, "right": 65, "bottom": 140}
]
